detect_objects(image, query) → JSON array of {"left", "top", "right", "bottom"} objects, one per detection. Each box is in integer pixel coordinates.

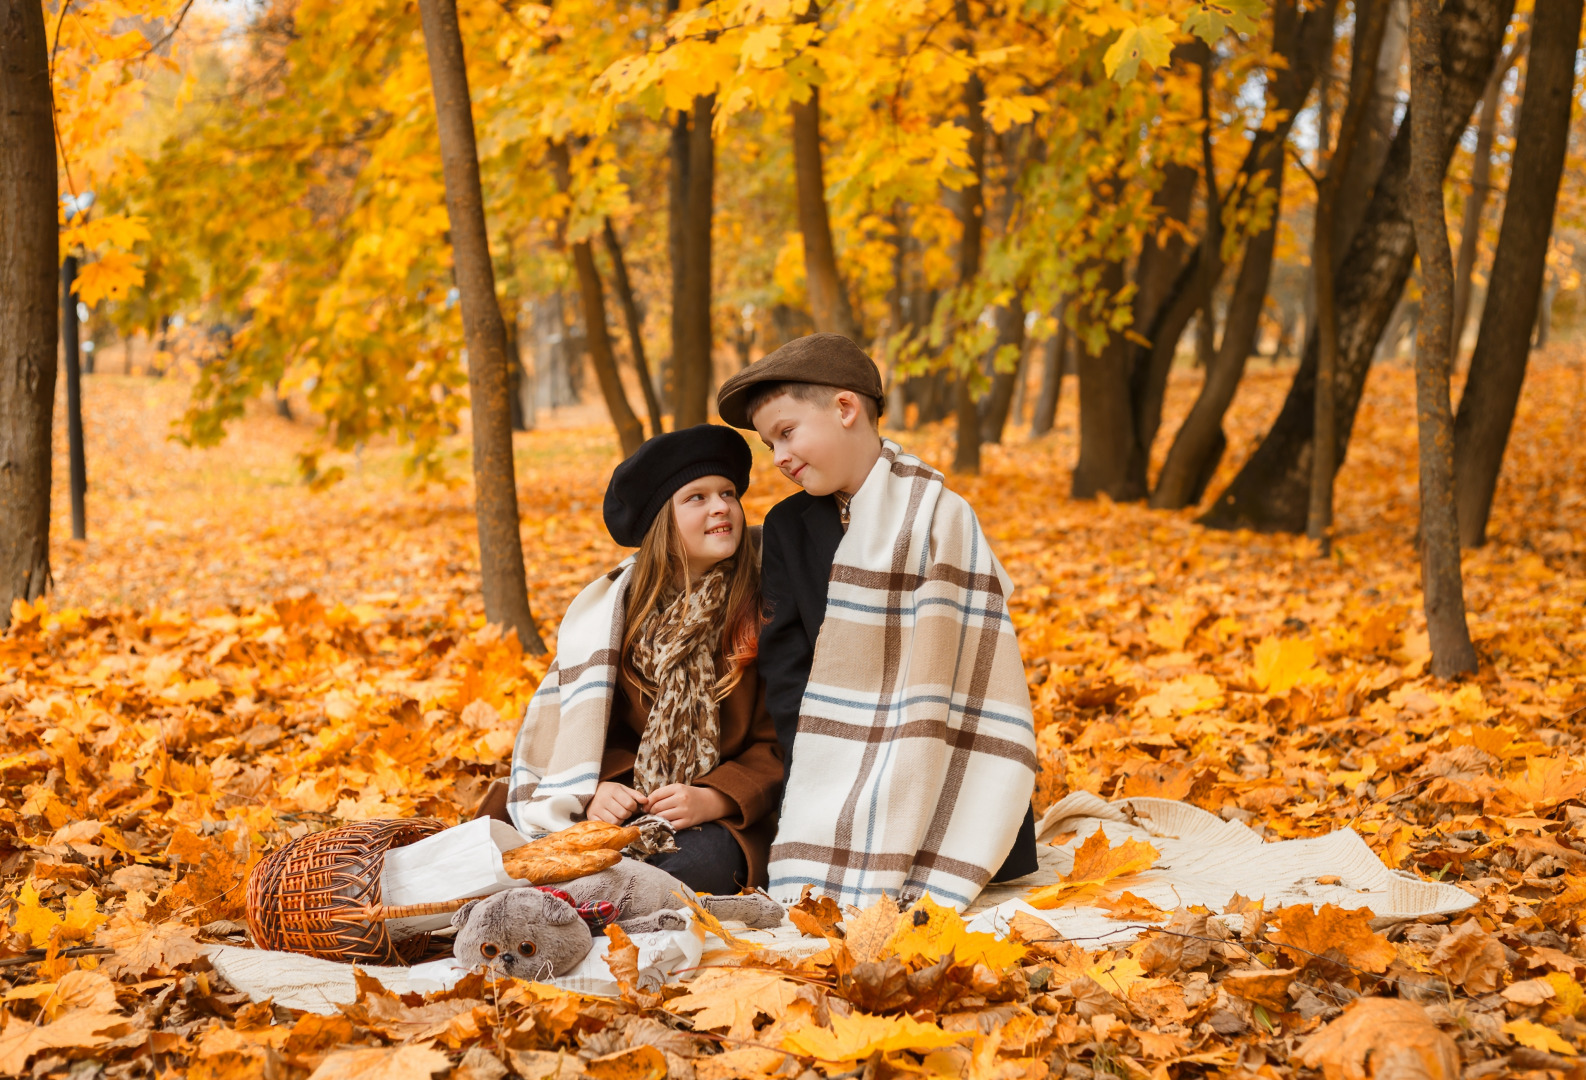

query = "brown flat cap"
[{"left": 716, "top": 333, "right": 885, "bottom": 430}]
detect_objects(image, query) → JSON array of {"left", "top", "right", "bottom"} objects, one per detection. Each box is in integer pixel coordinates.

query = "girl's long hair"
[{"left": 620, "top": 498, "right": 760, "bottom": 701}]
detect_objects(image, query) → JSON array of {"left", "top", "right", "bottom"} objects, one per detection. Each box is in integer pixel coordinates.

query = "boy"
[{"left": 717, "top": 333, "right": 1037, "bottom": 909}]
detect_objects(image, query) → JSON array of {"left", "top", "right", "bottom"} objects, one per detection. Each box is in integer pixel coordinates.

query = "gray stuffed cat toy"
[{"left": 451, "top": 856, "right": 783, "bottom": 980}]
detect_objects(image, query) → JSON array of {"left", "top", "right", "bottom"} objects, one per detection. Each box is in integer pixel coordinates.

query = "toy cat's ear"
[
  {"left": 452, "top": 898, "right": 483, "bottom": 929},
  {"left": 537, "top": 891, "right": 581, "bottom": 926}
]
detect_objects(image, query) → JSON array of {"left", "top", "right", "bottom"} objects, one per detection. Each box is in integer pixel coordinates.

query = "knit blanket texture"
[{"left": 767, "top": 441, "right": 1038, "bottom": 909}]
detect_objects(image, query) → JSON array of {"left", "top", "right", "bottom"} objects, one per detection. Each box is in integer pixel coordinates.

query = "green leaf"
[{"left": 1182, "top": 0, "right": 1264, "bottom": 45}]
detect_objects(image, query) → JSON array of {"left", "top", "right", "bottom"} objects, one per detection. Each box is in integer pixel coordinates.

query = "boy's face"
[{"left": 751, "top": 390, "right": 874, "bottom": 497}]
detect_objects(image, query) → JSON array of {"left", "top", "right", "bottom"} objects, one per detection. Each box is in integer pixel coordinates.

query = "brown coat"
[{"left": 602, "top": 658, "right": 783, "bottom": 887}]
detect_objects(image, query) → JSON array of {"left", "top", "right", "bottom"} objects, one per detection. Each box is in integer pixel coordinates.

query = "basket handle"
[{"left": 337, "top": 898, "right": 471, "bottom": 923}]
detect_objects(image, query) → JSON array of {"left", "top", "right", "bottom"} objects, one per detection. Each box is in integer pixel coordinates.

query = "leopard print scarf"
[{"left": 627, "top": 561, "right": 731, "bottom": 794}]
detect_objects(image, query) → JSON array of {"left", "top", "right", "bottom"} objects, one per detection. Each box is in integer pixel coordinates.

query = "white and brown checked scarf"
[
  {"left": 768, "top": 441, "right": 1037, "bottom": 911},
  {"left": 506, "top": 559, "right": 730, "bottom": 836}
]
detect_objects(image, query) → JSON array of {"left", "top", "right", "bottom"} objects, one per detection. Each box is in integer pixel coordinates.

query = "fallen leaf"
[
  {"left": 670, "top": 968, "right": 804, "bottom": 1041},
  {"left": 781, "top": 1011, "right": 966, "bottom": 1066},
  {"left": 789, "top": 885, "right": 843, "bottom": 938},
  {"left": 1027, "top": 830, "right": 1159, "bottom": 909},
  {"left": 885, "top": 894, "right": 1025, "bottom": 969},
  {"left": 1428, "top": 919, "right": 1507, "bottom": 993},
  {"left": 583, "top": 1045, "right": 667, "bottom": 1080},
  {"left": 1269, "top": 904, "right": 1396, "bottom": 975},
  {"left": 1504, "top": 1018, "right": 1578, "bottom": 1056},
  {"left": 97, "top": 915, "right": 206, "bottom": 978},
  {"left": 843, "top": 895, "right": 901, "bottom": 963},
  {"left": 1295, "top": 997, "right": 1459, "bottom": 1080},
  {"left": 306, "top": 1043, "right": 453, "bottom": 1080},
  {"left": 1223, "top": 967, "right": 1300, "bottom": 1012}
]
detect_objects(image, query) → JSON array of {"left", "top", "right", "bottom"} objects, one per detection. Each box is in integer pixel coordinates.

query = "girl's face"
[{"left": 671, "top": 475, "right": 744, "bottom": 582}]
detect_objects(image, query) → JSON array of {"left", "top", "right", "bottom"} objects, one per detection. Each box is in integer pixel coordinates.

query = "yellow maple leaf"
[
  {"left": 884, "top": 894, "right": 1025, "bottom": 970},
  {"left": 782, "top": 1011, "right": 966, "bottom": 1066},
  {"left": 12, "top": 882, "right": 60, "bottom": 947},
  {"left": 1102, "top": 16, "right": 1176, "bottom": 83},
  {"left": 71, "top": 251, "right": 145, "bottom": 308},
  {"left": 1251, "top": 636, "right": 1322, "bottom": 695},
  {"left": 1135, "top": 673, "right": 1222, "bottom": 717},
  {"left": 1505, "top": 1018, "right": 1578, "bottom": 1056},
  {"left": 1027, "top": 831, "right": 1159, "bottom": 909},
  {"left": 669, "top": 969, "right": 804, "bottom": 1041}
]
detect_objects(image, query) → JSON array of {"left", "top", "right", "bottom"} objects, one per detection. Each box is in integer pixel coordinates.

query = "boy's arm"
[{"left": 758, "top": 519, "right": 813, "bottom": 768}]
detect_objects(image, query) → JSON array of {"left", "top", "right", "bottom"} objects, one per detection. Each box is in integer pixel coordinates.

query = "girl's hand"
[
  {"left": 588, "top": 781, "right": 645, "bottom": 824},
  {"left": 645, "top": 784, "right": 732, "bottom": 830}
]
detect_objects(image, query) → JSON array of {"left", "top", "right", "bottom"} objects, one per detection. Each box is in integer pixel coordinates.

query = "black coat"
[{"left": 759, "top": 490, "right": 1038, "bottom": 883}]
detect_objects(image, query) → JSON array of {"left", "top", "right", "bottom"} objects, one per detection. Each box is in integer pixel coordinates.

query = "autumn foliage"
[{"left": 0, "top": 350, "right": 1583, "bottom": 1076}]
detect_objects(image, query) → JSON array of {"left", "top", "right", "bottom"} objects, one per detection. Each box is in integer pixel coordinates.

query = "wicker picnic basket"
[{"left": 245, "top": 817, "right": 447, "bottom": 966}]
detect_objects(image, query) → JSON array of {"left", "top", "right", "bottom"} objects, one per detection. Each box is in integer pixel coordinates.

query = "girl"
[{"left": 489, "top": 425, "right": 782, "bottom": 893}]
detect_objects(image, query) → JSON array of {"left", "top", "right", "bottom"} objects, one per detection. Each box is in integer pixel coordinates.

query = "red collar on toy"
[{"left": 535, "top": 886, "right": 619, "bottom": 929}]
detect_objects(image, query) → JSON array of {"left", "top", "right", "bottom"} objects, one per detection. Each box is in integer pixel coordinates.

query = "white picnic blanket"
[
  {"left": 211, "top": 795, "right": 1473, "bottom": 1012},
  {"left": 965, "top": 792, "right": 1474, "bottom": 941}
]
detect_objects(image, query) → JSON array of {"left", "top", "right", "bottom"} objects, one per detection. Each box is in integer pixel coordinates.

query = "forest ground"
[{"left": 3, "top": 347, "right": 1585, "bottom": 1076}]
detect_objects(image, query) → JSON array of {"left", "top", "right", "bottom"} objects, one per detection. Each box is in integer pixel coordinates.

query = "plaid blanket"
[
  {"left": 767, "top": 442, "right": 1037, "bottom": 910},
  {"left": 506, "top": 560, "right": 634, "bottom": 835}
]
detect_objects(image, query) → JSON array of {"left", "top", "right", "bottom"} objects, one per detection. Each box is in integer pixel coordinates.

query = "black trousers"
[{"left": 649, "top": 822, "right": 748, "bottom": 895}]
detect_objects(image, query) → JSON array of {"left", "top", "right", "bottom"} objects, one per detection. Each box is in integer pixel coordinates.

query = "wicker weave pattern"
[{"left": 246, "top": 818, "right": 446, "bottom": 965}]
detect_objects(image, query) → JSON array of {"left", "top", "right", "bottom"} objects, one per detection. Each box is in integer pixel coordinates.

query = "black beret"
[
  {"left": 716, "top": 333, "right": 885, "bottom": 430},
  {"left": 603, "top": 425, "right": 753, "bottom": 547}
]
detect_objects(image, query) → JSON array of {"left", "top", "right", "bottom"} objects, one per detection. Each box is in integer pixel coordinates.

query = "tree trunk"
[
  {"left": 0, "top": 0, "right": 57, "bottom": 629},
  {"left": 951, "top": 0, "right": 985, "bottom": 475},
  {"left": 1129, "top": 2, "right": 1338, "bottom": 466},
  {"left": 979, "top": 296, "right": 1024, "bottom": 444},
  {"left": 506, "top": 309, "right": 530, "bottom": 432},
  {"left": 1153, "top": 32, "right": 1322, "bottom": 510},
  {"left": 602, "top": 218, "right": 663, "bottom": 438},
  {"left": 1152, "top": 196, "right": 1284, "bottom": 509},
  {"left": 1307, "top": 0, "right": 1391, "bottom": 546},
  {"left": 418, "top": 0, "right": 545, "bottom": 654},
  {"left": 1334, "top": 0, "right": 1409, "bottom": 257},
  {"left": 1407, "top": 0, "right": 1477, "bottom": 678},
  {"left": 1451, "top": 29, "right": 1528, "bottom": 355},
  {"left": 549, "top": 143, "right": 644, "bottom": 458},
  {"left": 61, "top": 255, "right": 87, "bottom": 540},
  {"left": 1202, "top": 0, "right": 1515, "bottom": 533},
  {"left": 1452, "top": 0, "right": 1580, "bottom": 547},
  {"left": 1030, "top": 311, "right": 1067, "bottom": 437},
  {"left": 1073, "top": 259, "right": 1143, "bottom": 500},
  {"left": 792, "top": 86, "right": 859, "bottom": 342},
  {"left": 671, "top": 96, "right": 715, "bottom": 428}
]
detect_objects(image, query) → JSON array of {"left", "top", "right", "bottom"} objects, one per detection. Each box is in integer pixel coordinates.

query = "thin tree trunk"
[
  {"left": 549, "top": 144, "right": 644, "bottom": 458},
  {"left": 1406, "top": 0, "right": 1477, "bottom": 677},
  {"left": 61, "top": 256, "right": 87, "bottom": 540},
  {"left": 1202, "top": 0, "right": 1515, "bottom": 533},
  {"left": 792, "top": 86, "right": 860, "bottom": 341},
  {"left": 979, "top": 297, "right": 1024, "bottom": 444},
  {"left": 418, "top": 0, "right": 545, "bottom": 654},
  {"left": 1030, "top": 311, "right": 1067, "bottom": 437},
  {"left": 1129, "top": 2, "right": 1338, "bottom": 465},
  {"left": 1452, "top": 0, "right": 1580, "bottom": 546},
  {"left": 1334, "top": 0, "right": 1408, "bottom": 257},
  {"left": 0, "top": 0, "right": 57, "bottom": 628},
  {"left": 602, "top": 218, "right": 663, "bottom": 438},
  {"left": 1307, "top": 0, "right": 1391, "bottom": 548},
  {"left": 671, "top": 96, "right": 715, "bottom": 428},
  {"left": 951, "top": 0, "right": 985, "bottom": 475},
  {"left": 1451, "top": 28, "right": 1528, "bottom": 355}
]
